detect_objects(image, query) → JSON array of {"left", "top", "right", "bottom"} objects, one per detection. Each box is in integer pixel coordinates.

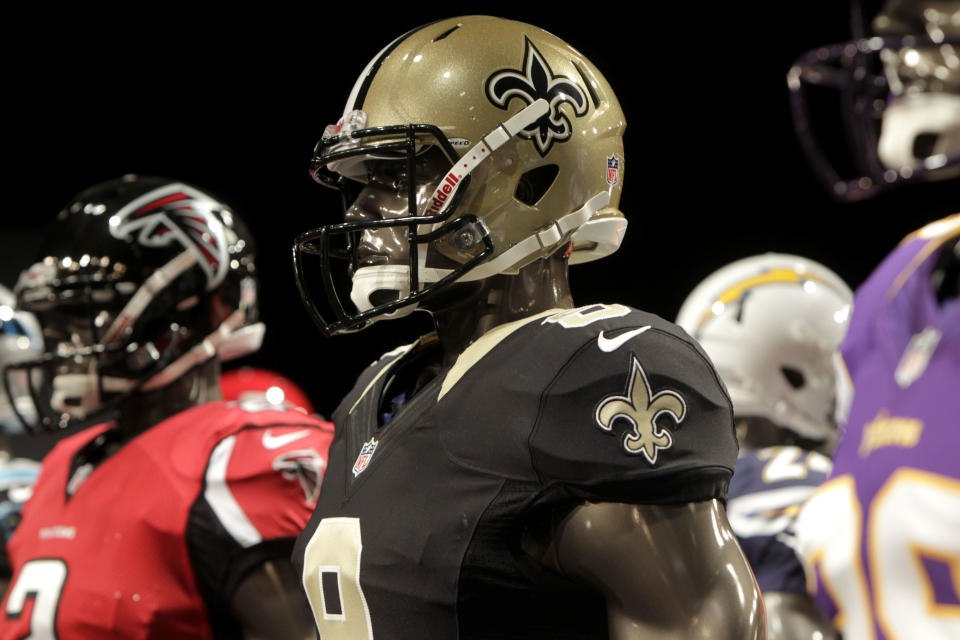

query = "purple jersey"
[{"left": 795, "top": 215, "right": 960, "bottom": 640}]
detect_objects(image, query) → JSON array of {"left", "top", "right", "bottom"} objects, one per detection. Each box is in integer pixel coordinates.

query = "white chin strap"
[
  {"left": 141, "top": 308, "right": 250, "bottom": 391},
  {"left": 101, "top": 251, "right": 198, "bottom": 344},
  {"left": 878, "top": 93, "right": 960, "bottom": 171},
  {"left": 457, "top": 191, "right": 611, "bottom": 281},
  {"left": 350, "top": 265, "right": 418, "bottom": 319},
  {"left": 405, "top": 190, "right": 611, "bottom": 290},
  {"left": 349, "top": 190, "right": 613, "bottom": 316},
  {"left": 90, "top": 243, "right": 264, "bottom": 396},
  {"left": 218, "top": 321, "right": 266, "bottom": 362}
]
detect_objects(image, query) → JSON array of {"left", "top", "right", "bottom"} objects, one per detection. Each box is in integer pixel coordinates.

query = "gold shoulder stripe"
[
  {"left": 887, "top": 214, "right": 960, "bottom": 302},
  {"left": 899, "top": 213, "right": 960, "bottom": 244},
  {"left": 437, "top": 308, "right": 561, "bottom": 401},
  {"left": 348, "top": 340, "right": 420, "bottom": 415}
]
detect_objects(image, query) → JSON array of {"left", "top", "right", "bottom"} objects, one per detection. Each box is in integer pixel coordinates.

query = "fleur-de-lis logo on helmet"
[
  {"left": 595, "top": 356, "right": 686, "bottom": 464},
  {"left": 485, "top": 37, "right": 589, "bottom": 157}
]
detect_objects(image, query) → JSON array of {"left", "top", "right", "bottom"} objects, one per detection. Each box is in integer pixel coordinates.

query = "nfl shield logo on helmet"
[
  {"left": 606, "top": 155, "right": 620, "bottom": 185},
  {"left": 352, "top": 438, "right": 379, "bottom": 477}
]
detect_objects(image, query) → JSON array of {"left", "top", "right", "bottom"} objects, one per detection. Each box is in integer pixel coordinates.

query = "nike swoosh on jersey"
[
  {"left": 597, "top": 326, "right": 651, "bottom": 352},
  {"left": 261, "top": 429, "right": 311, "bottom": 450}
]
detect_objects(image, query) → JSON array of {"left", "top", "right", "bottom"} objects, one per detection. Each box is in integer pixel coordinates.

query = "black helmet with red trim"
[{"left": 4, "top": 175, "right": 261, "bottom": 432}]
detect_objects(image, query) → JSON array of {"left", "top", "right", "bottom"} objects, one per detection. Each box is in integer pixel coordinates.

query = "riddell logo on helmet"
[{"left": 424, "top": 174, "right": 461, "bottom": 217}]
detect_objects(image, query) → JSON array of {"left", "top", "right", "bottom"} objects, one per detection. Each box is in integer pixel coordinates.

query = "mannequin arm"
[
  {"left": 542, "top": 500, "right": 765, "bottom": 639},
  {"left": 764, "top": 591, "right": 838, "bottom": 640},
  {"left": 230, "top": 559, "right": 316, "bottom": 640}
]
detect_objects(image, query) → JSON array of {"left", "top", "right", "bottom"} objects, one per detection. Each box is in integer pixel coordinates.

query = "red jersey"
[{"left": 1, "top": 401, "right": 333, "bottom": 639}]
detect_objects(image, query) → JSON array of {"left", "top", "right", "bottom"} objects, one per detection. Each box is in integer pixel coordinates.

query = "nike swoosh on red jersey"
[
  {"left": 261, "top": 429, "right": 311, "bottom": 450},
  {"left": 597, "top": 326, "right": 651, "bottom": 352}
]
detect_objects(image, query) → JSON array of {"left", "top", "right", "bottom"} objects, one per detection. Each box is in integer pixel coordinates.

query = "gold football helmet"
[{"left": 294, "top": 15, "right": 626, "bottom": 335}]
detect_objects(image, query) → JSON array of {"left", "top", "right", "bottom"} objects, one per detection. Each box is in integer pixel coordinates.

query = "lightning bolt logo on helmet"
[{"left": 108, "top": 183, "right": 231, "bottom": 289}]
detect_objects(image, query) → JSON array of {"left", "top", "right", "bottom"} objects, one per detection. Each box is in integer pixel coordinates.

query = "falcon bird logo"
[
  {"left": 272, "top": 449, "right": 326, "bottom": 506},
  {"left": 109, "top": 183, "right": 230, "bottom": 289},
  {"left": 595, "top": 356, "right": 686, "bottom": 464},
  {"left": 485, "top": 37, "right": 589, "bottom": 156}
]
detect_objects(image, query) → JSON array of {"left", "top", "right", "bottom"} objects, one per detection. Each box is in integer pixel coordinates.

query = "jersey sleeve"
[
  {"left": 841, "top": 229, "right": 940, "bottom": 376},
  {"left": 727, "top": 447, "right": 832, "bottom": 594},
  {"left": 186, "top": 418, "right": 334, "bottom": 614},
  {"left": 839, "top": 249, "right": 898, "bottom": 376},
  {"left": 529, "top": 323, "right": 738, "bottom": 505},
  {"left": 0, "top": 458, "right": 40, "bottom": 542},
  {"left": 206, "top": 423, "right": 334, "bottom": 544}
]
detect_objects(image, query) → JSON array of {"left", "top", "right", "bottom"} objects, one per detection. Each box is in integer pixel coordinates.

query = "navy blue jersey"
[
  {"left": 727, "top": 445, "right": 831, "bottom": 594},
  {"left": 0, "top": 458, "right": 39, "bottom": 542},
  {"left": 294, "top": 304, "right": 739, "bottom": 639},
  {"left": 0, "top": 457, "right": 39, "bottom": 578}
]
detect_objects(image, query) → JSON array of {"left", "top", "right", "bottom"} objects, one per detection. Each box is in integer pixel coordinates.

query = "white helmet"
[
  {"left": 0, "top": 285, "right": 42, "bottom": 434},
  {"left": 676, "top": 254, "right": 853, "bottom": 444}
]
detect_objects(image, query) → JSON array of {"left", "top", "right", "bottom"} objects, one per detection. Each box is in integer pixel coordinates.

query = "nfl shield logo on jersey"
[
  {"left": 606, "top": 155, "right": 620, "bottom": 185},
  {"left": 895, "top": 327, "right": 942, "bottom": 389},
  {"left": 352, "top": 438, "right": 378, "bottom": 477}
]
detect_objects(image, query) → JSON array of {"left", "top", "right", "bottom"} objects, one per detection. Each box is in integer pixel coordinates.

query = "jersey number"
[
  {"left": 301, "top": 517, "right": 374, "bottom": 639},
  {"left": 4, "top": 558, "right": 68, "bottom": 640},
  {"left": 759, "top": 446, "right": 831, "bottom": 484},
  {"left": 797, "top": 469, "right": 960, "bottom": 640},
  {"left": 542, "top": 304, "right": 631, "bottom": 328}
]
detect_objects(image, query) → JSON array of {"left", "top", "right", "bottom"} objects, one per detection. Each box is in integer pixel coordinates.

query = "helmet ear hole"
[
  {"left": 514, "top": 164, "right": 559, "bottom": 206},
  {"left": 913, "top": 132, "right": 939, "bottom": 160},
  {"left": 781, "top": 366, "right": 806, "bottom": 389}
]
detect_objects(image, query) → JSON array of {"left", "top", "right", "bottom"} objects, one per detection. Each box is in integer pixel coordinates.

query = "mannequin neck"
[
  {"left": 114, "top": 357, "right": 222, "bottom": 438},
  {"left": 63, "top": 357, "right": 223, "bottom": 494},
  {"left": 430, "top": 248, "right": 574, "bottom": 367}
]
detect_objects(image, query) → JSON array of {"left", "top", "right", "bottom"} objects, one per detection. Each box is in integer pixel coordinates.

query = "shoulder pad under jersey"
[{"left": 435, "top": 304, "right": 737, "bottom": 504}]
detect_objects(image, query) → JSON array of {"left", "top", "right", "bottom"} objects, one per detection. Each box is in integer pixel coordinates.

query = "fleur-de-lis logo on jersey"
[
  {"left": 485, "top": 37, "right": 589, "bottom": 157},
  {"left": 595, "top": 356, "right": 686, "bottom": 464}
]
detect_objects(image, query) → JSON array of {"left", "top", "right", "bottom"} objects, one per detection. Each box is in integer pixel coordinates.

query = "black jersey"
[{"left": 293, "top": 304, "right": 738, "bottom": 639}]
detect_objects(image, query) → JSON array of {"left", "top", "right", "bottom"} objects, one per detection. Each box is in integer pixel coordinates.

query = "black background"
[{"left": 2, "top": 3, "right": 957, "bottom": 426}]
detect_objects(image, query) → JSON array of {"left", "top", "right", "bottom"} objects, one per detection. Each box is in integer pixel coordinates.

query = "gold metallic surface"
[{"left": 356, "top": 16, "right": 626, "bottom": 273}]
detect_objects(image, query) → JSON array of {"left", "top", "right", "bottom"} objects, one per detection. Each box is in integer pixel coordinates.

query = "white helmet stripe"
[{"left": 345, "top": 21, "right": 440, "bottom": 116}]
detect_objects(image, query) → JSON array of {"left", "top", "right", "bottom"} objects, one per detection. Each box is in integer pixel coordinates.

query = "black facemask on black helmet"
[{"left": 3, "top": 176, "right": 261, "bottom": 432}]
